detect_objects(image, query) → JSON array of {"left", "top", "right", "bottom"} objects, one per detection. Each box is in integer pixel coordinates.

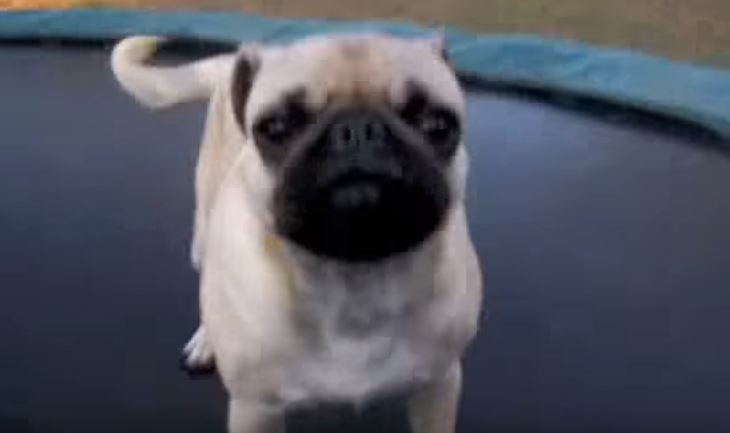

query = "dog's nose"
[{"left": 329, "top": 112, "right": 387, "bottom": 153}]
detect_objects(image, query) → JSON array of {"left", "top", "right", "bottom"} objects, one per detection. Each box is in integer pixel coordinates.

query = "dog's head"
[{"left": 231, "top": 34, "right": 467, "bottom": 263}]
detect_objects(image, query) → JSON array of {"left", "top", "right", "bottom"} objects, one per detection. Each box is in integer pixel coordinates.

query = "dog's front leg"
[
  {"left": 181, "top": 325, "right": 216, "bottom": 374},
  {"left": 228, "top": 399, "right": 284, "bottom": 433},
  {"left": 408, "top": 362, "right": 463, "bottom": 433}
]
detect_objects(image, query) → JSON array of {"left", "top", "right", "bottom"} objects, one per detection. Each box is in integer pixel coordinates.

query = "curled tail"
[{"left": 111, "top": 36, "right": 236, "bottom": 109}]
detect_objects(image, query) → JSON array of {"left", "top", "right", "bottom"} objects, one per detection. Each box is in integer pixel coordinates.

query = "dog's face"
[{"left": 230, "top": 34, "right": 467, "bottom": 262}]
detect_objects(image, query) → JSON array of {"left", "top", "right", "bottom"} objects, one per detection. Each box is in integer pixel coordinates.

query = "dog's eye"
[
  {"left": 254, "top": 99, "right": 310, "bottom": 144},
  {"left": 255, "top": 114, "right": 293, "bottom": 142},
  {"left": 417, "top": 108, "right": 458, "bottom": 142},
  {"left": 400, "top": 90, "right": 459, "bottom": 145}
]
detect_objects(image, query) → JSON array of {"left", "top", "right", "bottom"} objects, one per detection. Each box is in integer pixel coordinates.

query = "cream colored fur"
[{"left": 111, "top": 33, "right": 483, "bottom": 433}]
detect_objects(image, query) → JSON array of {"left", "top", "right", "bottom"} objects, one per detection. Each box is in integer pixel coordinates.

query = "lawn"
[{"left": 3, "top": 0, "right": 729, "bottom": 65}]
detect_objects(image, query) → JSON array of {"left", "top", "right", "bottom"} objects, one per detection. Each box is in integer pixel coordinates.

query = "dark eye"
[
  {"left": 255, "top": 113, "right": 293, "bottom": 143},
  {"left": 254, "top": 94, "right": 310, "bottom": 144},
  {"left": 418, "top": 108, "right": 458, "bottom": 142},
  {"left": 399, "top": 88, "right": 459, "bottom": 145}
]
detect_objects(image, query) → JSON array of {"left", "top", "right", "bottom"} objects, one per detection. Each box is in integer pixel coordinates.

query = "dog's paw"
[{"left": 180, "top": 326, "right": 216, "bottom": 377}]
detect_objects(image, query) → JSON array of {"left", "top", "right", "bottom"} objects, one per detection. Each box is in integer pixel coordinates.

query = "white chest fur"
[
  {"left": 201, "top": 174, "right": 480, "bottom": 408},
  {"left": 277, "top": 251, "right": 448, "bottom": 405}
]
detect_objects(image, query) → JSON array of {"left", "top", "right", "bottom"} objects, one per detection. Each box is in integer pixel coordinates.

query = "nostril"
[
  {"left": 332, "top": 123, "right": 358, "bottom": 151},
  {"left": 342, "top": 126, "right": 354, "bottom": 143},
  {"left": 363, "top": 124, "right": 373, "bottom": 141},
  {"left": 330, "top": 113, "right": 388, "bottom": 153},
  {"left": 362, "top": 121, "right": 385, "bottom": 145}
]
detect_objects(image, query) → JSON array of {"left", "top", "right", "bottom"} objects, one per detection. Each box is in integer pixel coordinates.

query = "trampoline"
[{"left": 1, "top": 10, "right": 730, "bottom": 433}]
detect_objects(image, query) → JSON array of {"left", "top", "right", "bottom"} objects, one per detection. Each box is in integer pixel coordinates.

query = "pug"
[{"left": 111, "top": 33, "right": 483, "bottom": 433}]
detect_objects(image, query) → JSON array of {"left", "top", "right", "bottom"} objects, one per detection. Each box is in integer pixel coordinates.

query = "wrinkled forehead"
[{"left": 246, "top": 34, "right": 464, "bottom": 120}]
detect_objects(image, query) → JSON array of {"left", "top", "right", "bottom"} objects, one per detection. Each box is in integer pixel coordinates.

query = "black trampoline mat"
[{"left": 1, "top": 45, "right": 730, "bottom": 433}]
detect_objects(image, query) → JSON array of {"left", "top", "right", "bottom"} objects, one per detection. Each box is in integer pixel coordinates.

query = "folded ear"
[
  {"left": 422, "top": 29, "right": 450, "bottom": 63},
  {"left": 230, "top": 45, "right": 262, "bottom": 135}
]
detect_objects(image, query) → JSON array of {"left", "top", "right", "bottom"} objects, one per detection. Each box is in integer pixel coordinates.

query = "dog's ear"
[
  {"left": 423, "top": 30, "right": 450, "bottom": 64},
  {"left": 231, "top": 45, "right": 262, "bottom": 134}
]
